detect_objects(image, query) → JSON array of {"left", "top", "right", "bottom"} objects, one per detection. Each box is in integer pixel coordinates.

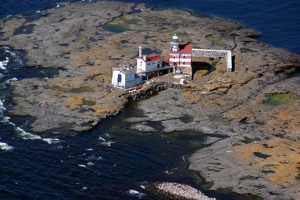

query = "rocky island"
[{"left": 0, "top": 1, "right": 299, "bottom": 199}]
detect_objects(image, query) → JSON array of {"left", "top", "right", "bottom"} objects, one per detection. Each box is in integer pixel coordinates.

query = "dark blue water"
[{"left": 0, "top": 0, "right": 299, "bottom": 199}]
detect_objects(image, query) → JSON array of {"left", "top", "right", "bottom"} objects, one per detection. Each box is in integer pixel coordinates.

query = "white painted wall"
[
  {"left": 112, "top": 69, "right": 140, "bottom": 88},
  {"left": 136, "top": 58, "right": 162, "bottom": 73}
]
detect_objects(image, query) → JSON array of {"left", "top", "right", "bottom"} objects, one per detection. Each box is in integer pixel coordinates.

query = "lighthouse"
[
  {"left": 168, "top": 34, "right": 192, "bottom": 75},
  {"left": 170, "top": 34, "right": 180, "bottom": 52}
]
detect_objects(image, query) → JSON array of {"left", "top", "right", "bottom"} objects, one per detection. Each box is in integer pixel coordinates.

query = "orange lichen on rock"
[
  {"left": 64, "top": 96, "right": 83, "bottom": 110},
  {"left": 48, "top": 77, "right": 85, "bottom": 88},
  {"left": 223, "top": 105, "right": 256, "bottom": 122},
  {"left": 232, "top": 137, "right": 300, "bottom": 185},
  {"left": 262, "top": 104, "right": 300, "bottom": 137},
  {"left": 71, "top": 46, "right": 106, "bottom": 68}
]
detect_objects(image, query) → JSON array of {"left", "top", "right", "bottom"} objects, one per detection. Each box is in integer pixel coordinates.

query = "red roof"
[
  {"left": 169, "top": 44, "right": 192, "bottom": 54},
  {"left": 148, "top": 55, "right": 162, "bottom": 61},
  {"left": 139, "top": 55, "right": 162, "bottom": 62}
]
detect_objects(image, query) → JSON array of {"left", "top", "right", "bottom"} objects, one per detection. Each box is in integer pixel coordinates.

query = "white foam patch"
[
  {"left": 128, "top": 189, "right": 145, "bottom": 199},
  {"left": 56, "top": 2, "right": 68, "bottom": 8},
  {"left": 4, "top": 48, "right": 16, "bottom": 57},
  {"left": 16, "top": 127, "right": 42, "bottom": 140},
  {"left": 87, "top": 162, "right": 94, "bottom": 166},
  {"left": 15, "top": 127, "right": 61, "bottom": 144},
  {"left": 78, "top": 164, "right": 86, "bottom": 168},
  {"left": 4, "top": 47, "right": 23, "bottom": 66},
  {"left": 0, "top": 99, "right": 6, "bottom": 119},
  {"left": 99, "top": 141, "right": 114, "bottom": 147},
  {"left": 0, "top": 98, "right": 6, "bottom": 111},
  {"left": 42, "top": 138, "right": 61, "bottom": 144},
  {"left": 0, "top": 142, "right": 14, "bottom": 151},
  {"left": 1, "top": 117, "right": 15, "bottom": 126},
  {"left": 86, "top": 155, "right": 103, "bottom": 161},
  {"left": 0, "top": 57, "right": 9, "bottom": 70},
  {"left": 6, "top": 77, "right": 17, "bottom": 84}
]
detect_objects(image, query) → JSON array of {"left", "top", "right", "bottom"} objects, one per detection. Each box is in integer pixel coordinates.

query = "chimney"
[
  {"left": 139, "top": 46, "right": 142, "bottom": 58},
  {"left": 143, "top": 55, "right": 147, "bottom": 61}
]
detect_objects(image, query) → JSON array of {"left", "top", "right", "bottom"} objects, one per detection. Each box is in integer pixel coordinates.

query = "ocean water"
[{"left": 0, "top": 0, "right": 299, "bottom": 199}]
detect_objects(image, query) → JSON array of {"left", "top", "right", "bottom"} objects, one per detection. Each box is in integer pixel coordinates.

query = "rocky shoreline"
[
  {"left": 0, "top": 1, "right": 300, "bottom": 199},
  {"left": 154, "top": 182, "right": 216, "bottom": 200}
]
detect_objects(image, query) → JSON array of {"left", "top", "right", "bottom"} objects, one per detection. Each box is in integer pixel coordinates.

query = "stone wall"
[{"left": 192, "top": 49, "right": 232, "bottom": 71}]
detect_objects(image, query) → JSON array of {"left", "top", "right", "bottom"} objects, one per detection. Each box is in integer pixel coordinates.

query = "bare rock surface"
[
  {"left": 1, "top": 1, "right": 300, "bottom": 199},
  {"left": 155, "top": 182, "right": 216, "bottom": 200}
]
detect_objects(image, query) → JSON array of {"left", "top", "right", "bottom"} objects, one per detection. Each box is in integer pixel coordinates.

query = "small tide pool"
[
  {"left": 102, "top": 17, "right": 143, "bottom": 33},
  {"left": 264, "top": 92, "right": 298, "bottom": 106}
]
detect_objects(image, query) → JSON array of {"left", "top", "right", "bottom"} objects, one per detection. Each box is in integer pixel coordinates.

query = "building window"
[
  {"left": 183, "top": 62, "right": 186, "bottom": 64},
  {"left": 183, "top": 56, "right": 186, "bottom": 58},
  {"left": 173, "top": 56, "right": 176, "bottom": 58}
]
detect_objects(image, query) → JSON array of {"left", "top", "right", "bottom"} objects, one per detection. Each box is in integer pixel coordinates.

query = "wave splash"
[
  {"left": 0, "top": 56, "right": 9, "bottom": 70},
  {"left": 15, "top": 127, "right": 62, "bottom": 144},
  {"left": 0, "top": 142, "right": 14, "bottom": 151}
]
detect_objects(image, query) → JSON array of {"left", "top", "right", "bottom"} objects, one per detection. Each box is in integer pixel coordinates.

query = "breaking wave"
[
  {"left": 0, "top": 142, "right": 14, "bottom": 151},
  {"left": 0, "top": 98, "right": 5, "bottom": 117},
  {"left": 15, "top": 127, "right": 62, "bottom": 144},
  {"left": 128, "top": 189, "right": 146, "bottom": 199},
  {"left": 0, "top": 57, "right": 9, "bottom": 70}
]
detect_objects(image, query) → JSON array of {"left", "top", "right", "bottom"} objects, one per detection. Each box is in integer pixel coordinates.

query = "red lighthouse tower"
[{"left": 168, "top": 34, "right": 192, "bottom": 75}]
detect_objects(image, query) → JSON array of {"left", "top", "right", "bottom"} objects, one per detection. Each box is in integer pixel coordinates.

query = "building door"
[{"left": 117, "top": 74, "right": 122, "bottom": 82}]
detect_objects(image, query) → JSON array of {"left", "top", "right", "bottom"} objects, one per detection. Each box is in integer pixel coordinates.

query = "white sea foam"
[
  {"left": 56, "top": 2, "right": 68, "bottom": 8},
  {"left": 99, "top": 141, "right": 114, "bottom": 147},
  {"left": 0, "top": 57, "right": 9, "bottom": 70},
  {"left": 85, "top": 148, "right": 93, "bottom": 151},
  {"left": 4, "top": 48, "right": 16, "bottom": 57},
  {"left": 128, "top": 189, "right": 145, "bottom": 199},
  {"left": 0, "top": 99, "right": 6, "bottom": 119},
  {"left": 4, "top": 48, "right": 23, "bottom": 66},
  {"left": 98, "top": 136, "right": 106, "bottom": 142},
  {"left": 0, "top": 99, "right": 5, "bottom": 111},
  {"left": 42, "top": 138, "right": 61, "bottom": 144},
  {"left": 15, "top": 127, "right": 61, "bottom": 144},
  {"left": 86, "top": 155, "right": 103, "bottom": 161},
  {"left": 1, "top": 117, "right": 16, "bottom": 126},
  {"left": 87, "top": 162, "right": 94, "bottom": 166},
  {"left": 140, "top": 185, "right": 146, "bottom": 189},
  {"left": 0, "top": 100, "right": 15, "bottom": 127},
  {"left": 16, "top": 127, "right": 42, "bottom": 140},
  {"left": 6, "top": 77, "right": 17, "bottom": 84},
  {"left": 0, "top": 142, "right": 14, "bottom": 151},
  {"left": 78, "top": 164, "right": 86, "bottom": 168}
]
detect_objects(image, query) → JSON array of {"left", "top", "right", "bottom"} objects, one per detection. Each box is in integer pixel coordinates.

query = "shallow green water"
[
  {"left": 103, "top": 23, "right": 131, "bottom": 33},
  {"left": 264, "top": 93, "right": 298, "bottom": 106},
  {"left": 102, "top": 17, "right": 142, "bottom": 33}
]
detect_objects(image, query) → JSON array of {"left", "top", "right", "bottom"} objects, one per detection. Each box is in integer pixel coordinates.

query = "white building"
[
  {"left": 111, "top": 65, "right": 143, "bottom": 89},
  {"left": 168, "top": 34, "right": 193, "bottom": 75},
  {"left": 136, "top": 46, "right": 163, "bottom": 74}
]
